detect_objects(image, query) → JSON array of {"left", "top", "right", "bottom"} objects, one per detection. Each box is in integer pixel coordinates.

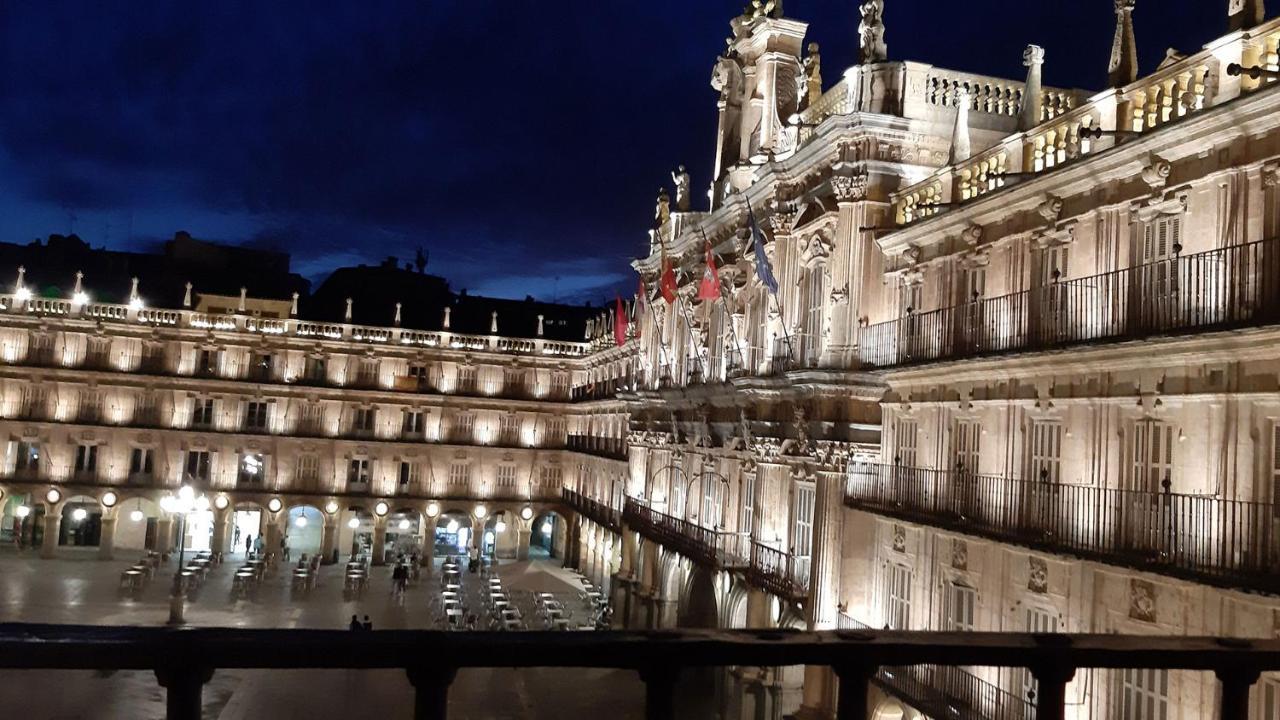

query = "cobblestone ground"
[{"left": 0, "top": 547, "right": 647, "bottom": 719}]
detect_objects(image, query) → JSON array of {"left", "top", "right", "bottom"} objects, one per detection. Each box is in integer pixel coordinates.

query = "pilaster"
[{"left": 98, "top": 516, "right": 117, "bottom": 561}]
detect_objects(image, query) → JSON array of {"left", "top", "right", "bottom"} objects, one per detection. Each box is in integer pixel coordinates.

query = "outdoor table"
[
  {"left": 444, "top": 583, "right": 461, "bottom": 592},
  {"left": 119, "top": 569, "right": 146, "bottom": 592}
]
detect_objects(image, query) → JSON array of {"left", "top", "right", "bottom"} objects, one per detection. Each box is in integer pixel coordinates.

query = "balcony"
[
  {"left": 845, "top": 461, "right": 1280, "bottom": 594},
  {"left": 569, "top": 378, "right": 633, "bottom": 402},
  {"left": 562, "top": 488, "right": 622, "bottom": 533},
  {"left": 623, "top": 498, "right": 749, "bottom": 570},
  {"left": 860, "top": 238, "right": 1280, "bottom": 369},
  {"left": 745, "top": 540, "right": 809, "bottom": 601},
  {"left": 839, "top": 614, "right": 1035, "bottom": 720},
  {"left": 566, "top": 434, "right": 627, "bottom": 461}
]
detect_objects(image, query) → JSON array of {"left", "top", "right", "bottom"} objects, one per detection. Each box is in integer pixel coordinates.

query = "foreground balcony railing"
[
  {"left": 562, "top": 488, "right": 623, "bottom": 534},
  {"left": 860, "top": 237, "right": 1280, "bottom": 368},
  {"left": 622, "top": 498, "right": 750, "bottom": 570},
  {"left": 2, "top": 624, "right": 1275, "bottom": 720},
  {"left": 570, "top": 379, "right": 634, "bottom": 402},
  {"left": 566, "top": 434, "right": 628, "bottom": 461},
  {"left": 839, "top": 614, "right": 1034, "bottom": 720},
  {"left": 845, "top": 461, "right": 1280, "bottom": 594}
]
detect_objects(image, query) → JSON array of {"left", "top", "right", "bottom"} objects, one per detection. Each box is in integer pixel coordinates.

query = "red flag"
[
  {"left": 614, "top": 295, "right": 628, "bottom": 346},
  {"left": 659, "top": 247, "right": 677, "bottom": 304},
  {"left": 697, "top": 241, "right": 720, "bottom": 300}
]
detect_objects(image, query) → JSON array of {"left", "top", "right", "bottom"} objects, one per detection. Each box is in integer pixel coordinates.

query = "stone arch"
[
  {"left": 871, "top": 698, "right": 909, "bottom": 719},
  {"left": 530, "top": 509, "right": 568, "bottom": 559},
  {"left": 114, "top": 496, "right": 163, "bottom": 552},
  {"left": 777, "top": 604, "right": 808, "bottom": 631},
  {"left": 723, "top": 580, "right": 752, "bottom": 629},
  {"left": 678, "top": 564, "right": 720, "bottom": 629},
  {"left": 656, "top": 547, "right": 685, "bottom": 602},
  {"left": 58, "top": 494, "right": 103, "bottom": 547},
  {"left": 285, "top": 505, "right": 325, "bottom": 558}
]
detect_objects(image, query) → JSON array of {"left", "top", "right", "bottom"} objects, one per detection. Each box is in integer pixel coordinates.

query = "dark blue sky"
[{"left": 0, "top": 1, "right": 1221, "bottom": 302}]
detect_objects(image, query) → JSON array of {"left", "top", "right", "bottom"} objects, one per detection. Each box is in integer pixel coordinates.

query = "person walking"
[
  {"left": 254, "top": 535, "right": 264, "bottom": 557},
  {"left": 467, "top": 544, "right": 479, "bottom": 574},
  {"left": 244, "top": 534, "right": 253, "bottom": 557},
  {"left": 282, "top": 536, "right": 290, "bottom": 562}
]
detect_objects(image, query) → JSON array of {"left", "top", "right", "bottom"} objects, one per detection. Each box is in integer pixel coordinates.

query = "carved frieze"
[{"left": 1028, "top": 556, "right": 1049, "bottom": 594}]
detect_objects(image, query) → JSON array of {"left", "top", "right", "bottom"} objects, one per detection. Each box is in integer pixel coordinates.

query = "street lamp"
[{"left": 162, "top": 484, "right": 208, "bottom": 625}]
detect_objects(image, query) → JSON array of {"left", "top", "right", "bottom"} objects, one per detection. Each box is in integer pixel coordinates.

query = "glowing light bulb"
[
  {"left": 71, "top": 291, "right": 89, "bottom": 306},
  {"left": 447, "top": 520, "right": 459, "bottom": 534},
  {"left": 15, "top": 505, "right": 30, "bottom": 519},
  {"left": 398, "top": 519, "right": 410, "bottom": 531},
  {"left": 295, "top": 516, "right": 308, "bottom": 528},
  {"left": 129, "top": 510, "right": 144, "bottom": 523},
  {"left": 541, "top": 521, "right": 552, "bottom": 535},
  {"left": 71, "top": 508, "right": 87, "bottom": 522},
  {"left": 495, "top": 520, "right": 507, "bottom": 533},
  {"left": 347, "top": 517, "right": 360, "bottom": 529}
]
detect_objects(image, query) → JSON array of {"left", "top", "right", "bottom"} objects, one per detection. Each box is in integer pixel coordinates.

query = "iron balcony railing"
[
  {"left": 566, "top": 434, "right": 628, "bottom": 461},
  {"left": 562, "top": 488, "right": 623, "bottom": 534},
  {"left": 839, "top": 614, "right": 1035, "bottom": 720},
  {"left": 859, "top": 237, "right": 1280, "bottom": 368},
  {"left": 623, "top": 498, "right": 750, "bottom": 570},
  {"left": 3, "top": 624, "right": 1276, "bottom": 720},
  {"left": 746, "top": 540, "right": 809, "bottom": 600},
  {"left": 569, "top": 378, "right": 633, "bottom": 402},
  {"left": 845, "top": 461, "right": 1280, "bottom": 594}
]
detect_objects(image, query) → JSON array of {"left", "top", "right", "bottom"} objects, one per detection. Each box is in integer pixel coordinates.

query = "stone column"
[
  {"left": 515, "top": 526, "right": 531, "bottom": 561},
  {"left": 422, "top": 517, "right": 438, "bottom": 568},
  {"left": 40, "top": 513, "right": 61, "bottom": 559},
  {"left": 211, "top": 512, "right": 229, "bottom": 556},
  {"left": 265, "top": 520, "right": 282, "bottom": 563},
  {"left": 1019, "top": 45, "right": 1045, "bottom": 131},
  {"left": 98, "top": 515, "right": 117, "bottom": 561},
  {"left": 1108, "top": 0, "right": 1138, "bottom": 88},
  {"left": 320, "top": 519, "right": 338, "bottom": 564},
  {"left": 155, "top": 517, "right": 173, "bottom": 555},
  {"left": 372, "top": 522, "right": 387, "bottom": 566}
]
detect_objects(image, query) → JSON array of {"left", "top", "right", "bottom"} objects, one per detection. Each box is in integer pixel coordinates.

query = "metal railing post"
[
  {"left": 1030, "top": 664, "right": 1075, "bottom": 720},
  {"left": 155, "top": 665, "right": 213, "bottom": 720}
]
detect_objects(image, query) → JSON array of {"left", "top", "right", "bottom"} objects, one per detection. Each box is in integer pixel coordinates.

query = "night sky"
[{"left": 0, "top": 1, "right": 1222, "bottom": 303}]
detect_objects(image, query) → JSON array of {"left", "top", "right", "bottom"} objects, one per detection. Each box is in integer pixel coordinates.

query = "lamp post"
[{"left": 162, "top": 485, "right": 209, "bottom": 625}]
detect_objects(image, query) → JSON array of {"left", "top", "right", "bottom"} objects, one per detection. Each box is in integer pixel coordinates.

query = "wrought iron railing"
[
  {"left": 1, "top": 624, "right": 1273, "bottom": 720},
  {"left": 839, "top": 614, "right": 1035, "bottom": 720},
  {"left": 562, "top": 488, "right": 623, "bottom": 534},
  {"left": 746, "top": 540, "right": 809, "bottom": 600},
  {"left": 845, "top": 461, "right": 1280, "bottom": 594},
  {"left": 622, "top": 498, "right": 750, "bottom": 570},
  {"left": 859, "top": 238, "right": 1280, "bottom": 368}
]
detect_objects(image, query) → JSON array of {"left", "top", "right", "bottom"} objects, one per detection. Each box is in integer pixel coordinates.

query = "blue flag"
[{"left": 748, "top": 206, "right": 779, "bottom": 295}]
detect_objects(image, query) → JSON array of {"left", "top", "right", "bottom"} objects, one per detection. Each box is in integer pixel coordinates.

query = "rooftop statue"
[
  {"left": 745, "top": 0, "right": 783, "bottom": 20},
  {"left": 800, "top": 42, "right": 822, "bottom": 111},
  {"left": 655, "top": 188, "right": 671, "bottom": 228},
  {"left": 859, "top": 0, "right": 887, "bottom": 64},
  {"left": 671, "top": 166, "right": 692, "bottom": 212}
]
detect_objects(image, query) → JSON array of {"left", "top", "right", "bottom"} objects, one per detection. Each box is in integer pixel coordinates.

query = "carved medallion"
[
  {"left": 1129, "top": 579, "right": 1157, "bottom": 623},
  {"left": 1027, "top": 556, "right": 1048, "bottom": 594},
  {"left": 951, "top": 539, "right": 968, "bottom": 570},
  {"left": 892, "top": 524, "right": 906, "bottom": 552}
]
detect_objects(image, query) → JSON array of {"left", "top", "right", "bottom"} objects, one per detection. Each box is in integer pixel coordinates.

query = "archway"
[
  {"left": 285, "top": 505, "right": 324, "bottom": 559},
  {"left": 433, "top": 511, "right": 473, "bottom": 561},
  {"left": 339, "top": 507, "right": 375, "bottom": 560},
  {"left": 115, "top": 497, "right": 162, "bottom": 552},
  {"left": 871, "top": 699, "right": 908, "bottom": 719},
  {"left": 0, "top": 495, "right": 33, "bottom": 545},
  {"left": 679, "top": 566, "right": 719, "bottom": 629},
  {"left": 59, "top": 495, "right": 102, "bottom": 547},
  {"left": 529, "top": 510, "right": 566, "bottom": 559},
  {"left": 387, "top": 508, "right": 425, "bottom": 561},
  {"left": 231, "top": 503, "right": 264, "bottom": 557},
  {"left": 482, "top": 510, "right": 518, "bottom": 560}
]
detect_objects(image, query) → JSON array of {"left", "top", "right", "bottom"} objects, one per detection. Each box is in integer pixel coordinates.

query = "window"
[
  {"left": 352, "top": 407, "right": 376, "bottom": 433},
  {"left": 1029, "top": 420, "right": 1063, "bottom": 483},
  {"left": 942, "top": 582, "right": 976, "bottom": 631},
  {"left": 74, "top": 444, "right": 98, "bottom": 475},
  {"left": 453, "top": 412, "right": 475, "bottom": 442},
  {"left": 304, "top": 356, "right": 326, "bottom": 382},
  {"left": 700, "top": 471, "right": 725, "bottom": 529},
  {"left": 1039, "top": 245, "right": 1070, "bottom": 287},
  {"left": 799, "top": 267, "right": 826, "bottom": 366},
  {"left": 77, "top": 389, "right": 102, "bottom": 422},
  {"left": 1139, "top": 215, "right": 1182, "bottom": 318},
  {"left": 356, "top": 359, "right": 379, "bottom": 386},
  {"left": 197, "top": 348, "right": 218, "bottom": 377},
  {"left": 545, "top": 417, "right": 567, "bottom": 446},
  {"left": 296, "top": 454, "right": 319, "bottom": 485},
  {"left": 740, "top": 473, "right": 757, "bottom": 536},
  {"left": 899, "top": 282, "right": 922, "bottom": 317},
  {"left": 398, "top": 461, "right": 419, "bottom": 488},
  {"left": 129, "top": 448, "right": 154, "bottom": 478},
  {"left": 551, "top": 373, "right": 570, "bottom": 399},
  {"left": 185, "top": 450, "right": 211, "bottom": 482},
  {"left": 496, "top": 464, "right": 517, "bottom": 488},
  {"left": 244, "top": 401, "right": 269, "bottom": 431},
  {"left": 499, "top": 414, "right": 520, "bottom": 444},
  {"left": 1260, "top": 677, "right": 1280, "bottom": 720},
  {"left": 238, "top": 453, "right": 264, "bottom": 486},
  {"left": 953, "top": 419, "right": 980, "bottom": 473},
  {"left": 191, "top": 398, "right": 215, "bottom": 429},
  {"left": 1131, "top": 419, "right": 1174, "bottom": 493},
  {"left": 250, "top": 352, "right": 273, "bottom": 380},
  {"left": 348, "top": 458, "right": 371, "bottom": 486},
  {"left": 15, "top": 441, "right": 39, "bottom": 472},
  {"left": 1021, "top": 607, "right": 1060, "bottom": 700},
  {"left": 894, "top": 418, "right": 919, "bottom": 467},
  {"left": 505, "top": 369, "right": 525, "bottom": 395},
  {"left": 962, "top": 266, "right": 986, "bottom": 302},
  {"left": 883, "top": 563, "right": 913, "bottom": 630},
  {"left": 456, "top": 366, "right": 477, "bottom": 394},
  {"left": 449, "top": 462, "right": 470, "bottom": 486},
  {"left": 402, "top": 410, "right": 425, "bottom": 436},
  {"left": 1118, "top": 668, "right": 1169, "bottom": 720},
  {"left": 539, "top": 465, "right": 562, "bottom": 489},
  {"left": 791, "top": 483, "right": 816, "bottom": 582}
]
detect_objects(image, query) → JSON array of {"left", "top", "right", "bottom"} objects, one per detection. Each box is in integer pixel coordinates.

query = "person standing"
[
  {"left": 362, "top": 615, "right": 373, "bottom": 631},
  {"left": 349, "top": 614, "right": 361, "bottom": 631}
]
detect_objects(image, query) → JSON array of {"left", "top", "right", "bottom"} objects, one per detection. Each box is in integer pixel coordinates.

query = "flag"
[
  {"left": 697, "top": 241, "right": 720, "bottom": 300},
  {"left": 659, "top": 246, "right": 677, "bottom": 303},
  {"left": 747, "top": 205, "right": 779, "bottom": 295},
  {"left": 614, "top": 294, "right": 628, "bottom": 346}
]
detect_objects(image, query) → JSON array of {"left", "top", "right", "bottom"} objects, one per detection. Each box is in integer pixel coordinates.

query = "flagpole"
[
  {"left": 699, "top": 227, "right": 746, "bottom": 379},
  {"left": 745, "top": 201, "right": 796, "bottom": 370},
  {"left": 659, "top": 237, "right": 711, "bottom": 383},
  {"left": 642, "top": 276, "right": 676, "bottom": 387}
]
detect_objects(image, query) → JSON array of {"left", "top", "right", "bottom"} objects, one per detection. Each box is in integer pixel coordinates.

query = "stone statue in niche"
[
  {"left": 892, "top": 524, "right": 907, "bottom": 552},
  {"left": 951, "top": 539, "right": 968, "bottom": 570},
  {"left": 859, "top": 0, "right": 887, "bottom": 64},
  {"left": 671, "top": 166, "right": 692, "bottom": 212}
]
